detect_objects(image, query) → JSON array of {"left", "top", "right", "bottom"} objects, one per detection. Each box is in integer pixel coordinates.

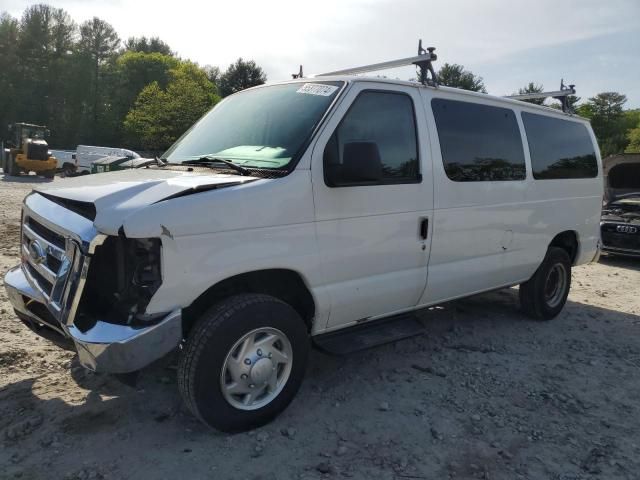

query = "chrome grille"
[
  {"left": 19, "top": 192, "right": 104, "bottom": 329},
  {"left": 21, "top": 212, "right": 80, "bottom": 314}
]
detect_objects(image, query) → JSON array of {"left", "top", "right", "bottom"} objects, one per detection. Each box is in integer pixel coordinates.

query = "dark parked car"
[{"left": 601, "top": 154, "right": 640, "bottom": 256}]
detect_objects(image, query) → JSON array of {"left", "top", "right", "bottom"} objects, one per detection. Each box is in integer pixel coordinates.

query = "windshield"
[{"left": 163, "top": 81, "right": 344, "bottom": 169}]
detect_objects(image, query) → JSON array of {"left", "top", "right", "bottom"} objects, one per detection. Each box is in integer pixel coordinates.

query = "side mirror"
[{"left": 326, "top": 141, "right": 383, "bottom": 186}]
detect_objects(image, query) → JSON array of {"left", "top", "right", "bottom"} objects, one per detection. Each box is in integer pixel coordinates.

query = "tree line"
[
  {"left": 0, "top": 4, "right": 266, "bottom": 153},
  {"left": 2, "top": 4, "right": 639, "bottom": 158}
]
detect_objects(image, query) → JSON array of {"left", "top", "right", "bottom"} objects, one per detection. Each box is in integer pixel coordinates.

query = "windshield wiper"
[{"left": 181, "top": 155, "right": 252, "bottom": 176}]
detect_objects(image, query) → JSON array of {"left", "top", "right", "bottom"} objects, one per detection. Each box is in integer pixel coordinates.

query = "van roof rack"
[
  {"left": 317, "top": 39, "right": 439, "bottom": 86},
  {"left": 312, "top": 41, "right": 576, "bottom": 113},
  {"left": 292, "top": 65, "right": 304, "bottom": 79},
  {"left": 505, "top": 80, "right": 577, "bottom": 113}
]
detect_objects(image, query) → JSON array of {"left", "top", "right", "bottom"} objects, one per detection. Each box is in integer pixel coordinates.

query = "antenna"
[
  {"left": 317, "top": 40, "right": 438, "bottom": 86},
  {"left": 292, "top": 65, "right": 304, "bottom": 79},
  {"left": 506, "top": 80, "right": 576, "bottom": 113}
]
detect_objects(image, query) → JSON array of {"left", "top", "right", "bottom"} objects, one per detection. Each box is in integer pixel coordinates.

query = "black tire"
[
  {"left": 62, "top": 164, "right": 75, "bottom": 177},
  {"left": 178, "top": 294, "right": 309, "bottom": 432},
  {"left": 43, "top": 169, "right": 55, "bottom": 179},
  {"left": 519, "top": 247, "right": 572, "bottom": 320},
  {"left": 6, "top": 158, "right": 19, "bottom": 176}
]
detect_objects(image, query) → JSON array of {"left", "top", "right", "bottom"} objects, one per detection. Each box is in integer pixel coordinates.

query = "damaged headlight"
[{"left": 75, "top": 236, "right": 162, "bottom": 330}]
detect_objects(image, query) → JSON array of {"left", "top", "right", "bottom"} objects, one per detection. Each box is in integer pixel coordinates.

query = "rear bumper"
[{"left": 4, "top": 264, "right": 182, "bottom": 373}]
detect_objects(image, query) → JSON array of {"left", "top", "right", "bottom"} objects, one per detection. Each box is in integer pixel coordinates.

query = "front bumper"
[
  {"left": 600, "top": 222, "right": 640, "bottom": 257},
  {"left": 601, "top": 246, "right": 640, "bottom": 257},
  {"left": 4, "top": 264, "right": 182, "bottom": 373},
  {"left": 17, "top": 157, "right": 57, "bottom": 172}
]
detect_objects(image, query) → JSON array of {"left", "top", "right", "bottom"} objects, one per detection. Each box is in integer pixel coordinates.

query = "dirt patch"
[
  {"left": 0, "top": 348, "right": 28, "bottom": 368},
  {"left": 1, "top": 173, "right": 640, "bottom": 479}
]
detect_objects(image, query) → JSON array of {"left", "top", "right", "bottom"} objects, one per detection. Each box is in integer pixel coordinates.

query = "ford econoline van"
[{"left": 5, "top": 70, "right": 602, "bottom": 432}]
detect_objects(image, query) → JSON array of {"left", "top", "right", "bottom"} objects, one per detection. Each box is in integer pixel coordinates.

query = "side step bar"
[{"left": 313, "top": 314, "right": 426, "bottom": 355}]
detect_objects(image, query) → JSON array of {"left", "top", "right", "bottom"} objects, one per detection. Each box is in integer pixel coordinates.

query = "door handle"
[{"left": 420, "top": 218, "right": 429, "bottom": 240}]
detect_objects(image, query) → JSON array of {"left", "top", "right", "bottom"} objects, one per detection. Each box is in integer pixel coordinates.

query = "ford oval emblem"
[{"left": 28, "top": 239, "right": 47, "bottom": 264}]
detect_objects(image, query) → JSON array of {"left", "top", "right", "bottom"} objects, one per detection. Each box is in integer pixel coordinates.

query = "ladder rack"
[
  {"left": 505, "top": 80, "right": 576, "bottom": 113},
  {"left": 317, "top": 40, "right": 439, "bottom": 86},
  {"left": 302, "top": 40, "right": 577, "bottom": 113}
]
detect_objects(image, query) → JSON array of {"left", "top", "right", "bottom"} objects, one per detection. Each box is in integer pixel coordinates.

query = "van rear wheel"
[
  {"left": 178, "top": 294, "right": 309, "bottom": 432},
  {"left": 519, "top": 247, "right": 571, "bottom": 320}
]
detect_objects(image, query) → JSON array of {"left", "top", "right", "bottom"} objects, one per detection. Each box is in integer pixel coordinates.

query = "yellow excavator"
[{"left": 1, "top": 123, "right": 57, "bottom": 178}]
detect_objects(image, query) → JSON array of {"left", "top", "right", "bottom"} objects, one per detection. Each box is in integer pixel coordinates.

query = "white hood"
[{"left": 36, "top": 168, "right": 257, "bottom": 235}]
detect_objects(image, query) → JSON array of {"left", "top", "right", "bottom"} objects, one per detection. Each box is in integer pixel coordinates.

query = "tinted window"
[
  {"left": 432, "top": 99, "right": 526, "bottom": 182},
  {"left": 522, "top": 112, "right": 597, "bottom": 179},
  {"left": 324, "top": 91, "right": 419, "bottom": 186}
]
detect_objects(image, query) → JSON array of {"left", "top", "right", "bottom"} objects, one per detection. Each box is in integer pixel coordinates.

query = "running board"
[{"left": 313, "top": 314, "right": 427, "bottom": 355}]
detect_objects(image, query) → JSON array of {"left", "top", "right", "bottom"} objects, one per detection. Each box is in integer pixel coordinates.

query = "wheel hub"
[
  {"left": 220, "top": 327, "right": 293, "bottom": 411},
  {"left": 544, "top": 263, "right": 567, "bottom": 308},
  {"left": 250, "top": 358, "right": 274, "bottom": 384}
]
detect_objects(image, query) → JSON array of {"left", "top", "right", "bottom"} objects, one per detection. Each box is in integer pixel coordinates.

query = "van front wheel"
[
  {"left": 178, "top": 294, "right": 309, "bottom": 432},
  {"left": 519, "top": 247, "right": 571, "bottom": 320}
]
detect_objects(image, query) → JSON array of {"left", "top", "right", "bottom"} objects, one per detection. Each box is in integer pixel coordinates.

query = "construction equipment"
[{"left": 0, "top": 123, "right": 57, "bottom": 178}]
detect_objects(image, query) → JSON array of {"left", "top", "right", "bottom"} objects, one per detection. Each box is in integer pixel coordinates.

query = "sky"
[{"left": 4, "top": 0, "right": 640, "bottom": 107}]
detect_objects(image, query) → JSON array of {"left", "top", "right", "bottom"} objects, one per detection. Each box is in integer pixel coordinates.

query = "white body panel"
[
  {"left": 75, "top": 145, "right": 140, "bottom": 173},
  {"left": 416, "top": 88, "right": 602, "bottom": 307},
  {"left": 49, "top": 149, "right": 76, "bottom": 169},
  {"left": 33, "top": 78, "right": 603, "bottom": 337},
  {"left": 310, "top": 81, "right": 433, "bottom": 329}
]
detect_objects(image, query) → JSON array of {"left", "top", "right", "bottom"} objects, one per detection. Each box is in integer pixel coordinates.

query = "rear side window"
[
  {"left": 432, "top": 99, "right": 525, "bottom": 182},
  {"left": 522, "top": 112, "right": 597, "bottom": 179},
  {"left": 324, "top": 91, "right": 419, "bottom": 186}
]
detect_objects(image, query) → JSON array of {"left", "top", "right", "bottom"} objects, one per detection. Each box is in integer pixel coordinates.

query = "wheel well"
[
  {"left": 550, "top": 231, "right": 578, "bottom": 264},
  {"left": 182, "top": 269, "right": 315, "bottom": 335}
]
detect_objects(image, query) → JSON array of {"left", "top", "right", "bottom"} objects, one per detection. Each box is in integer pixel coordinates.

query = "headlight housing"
[{"left": 75, "top": 236, "right": 162, "bottom": 330}]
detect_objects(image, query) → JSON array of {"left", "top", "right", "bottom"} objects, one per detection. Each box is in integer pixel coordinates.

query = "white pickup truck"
[{"left": 4, "top": 67, "right": 602, "bottom": 432}]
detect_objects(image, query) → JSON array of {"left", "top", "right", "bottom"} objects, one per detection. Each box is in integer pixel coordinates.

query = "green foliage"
[
  {"left": 0, "top": 4, "right": 267, "bottom": 152},
  {"left": 124, "top": 36, "right": 173, "bottom": 56},
  {"left": 218, "top": 58, "right": 267, "bottom": 97},
  {"left": 625, "top": 110, "right": 640, "bottom": 153},
  {"left": 78, "top": 17, "right": 119, "bottom": 63},
  {"left": 204, "top": 65, "right": 222, "bottom": 85},
  {"left": 580, "top": 92, "right": 629, "bottom": 157},
  {"left": 124, "top": 61, "right": 220, "bottom": 151},
  {"left": 437, "top": 63, "right": 486, "bottom": 93},
  {"left": 626, "top": 125, "right": 640, "bottom": 153},
  {"left": 110, "top": 51, "right": 180, "bottom": 125},
  {"left": 517, "top": 82, "right": 545, "bottom": 105},
  {"left": 0, "top": 13, "right": 20, "bottom": 138},
  {"left": 623, "top": 109, "right": 640, "bottom": 131}
]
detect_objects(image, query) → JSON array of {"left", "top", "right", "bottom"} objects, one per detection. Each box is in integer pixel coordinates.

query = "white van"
[
  {"left": 49, "top": 149, "right": 77, "bottom": 175},
  {"left": 5, "top": 55, "right": 602, "bottom": 432},
  {"left": 75, "top": 145, "right": 140, "bottom": 173}
]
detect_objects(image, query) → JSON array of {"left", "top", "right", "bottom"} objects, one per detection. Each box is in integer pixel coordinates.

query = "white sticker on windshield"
[{"left": 296, "top": 83, "right": 338, "bottom": 96}]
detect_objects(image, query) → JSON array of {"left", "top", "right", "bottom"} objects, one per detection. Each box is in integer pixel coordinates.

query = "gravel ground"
[{"left": 1, "top": 174, "right": 640, "bottom": 480}]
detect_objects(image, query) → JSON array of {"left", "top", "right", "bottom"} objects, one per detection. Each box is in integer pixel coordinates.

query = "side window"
[
  {"left": 324, "top": 91, "right": 419, "bottom": 187},
  {"left": 522, "top": 112, "right": 598, "bottom": 179},
  {"left": 432, "top": 98, "right": 526, "bottom": 182}
]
